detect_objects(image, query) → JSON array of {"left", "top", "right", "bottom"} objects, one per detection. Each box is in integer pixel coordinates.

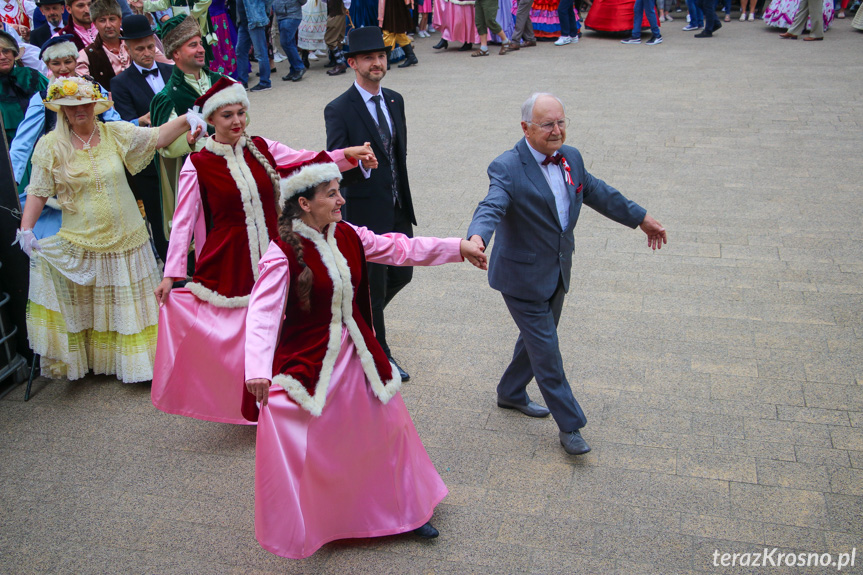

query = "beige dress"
[{"left": 26, "top": 121, "right": 162, "bottom": 383}]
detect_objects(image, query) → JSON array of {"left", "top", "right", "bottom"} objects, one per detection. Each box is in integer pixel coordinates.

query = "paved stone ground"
[{"left": 2, "top": 16, "right": 862, "bottom": 575}]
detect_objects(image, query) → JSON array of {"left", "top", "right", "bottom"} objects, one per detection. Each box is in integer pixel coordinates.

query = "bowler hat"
[
  {"left": 35, "top": 0, "right": 64, "bottom": 5},
  {"left": 344, "top": 26, "right": 391, "bottom": 58},
  {"left": 120, "top": 15, "right": 155, "bottom": 40}
]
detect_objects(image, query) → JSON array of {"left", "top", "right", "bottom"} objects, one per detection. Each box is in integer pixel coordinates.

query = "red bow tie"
[{"left": 542, "top": 153, "right": 562, "bottom": 166}]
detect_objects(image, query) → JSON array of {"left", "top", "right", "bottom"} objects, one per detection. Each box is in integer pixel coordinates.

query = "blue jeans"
[
  {"left": 686, "top": 0, "right": 704, "bottom": 26},
  {"left": 697, "top": 0, "right": 718, "bottom": 30},
  {"left": 631, "top": 0, "right": 661, "bottom": 37},
  {"left": 277, "top": 17, "right": 304, "bottom": 75},
  {"left": 237, "top": 24, "right": 271, "bottom": 87},
  {"left": 557, "top": 0, "right": 578, "bottom": 36}
]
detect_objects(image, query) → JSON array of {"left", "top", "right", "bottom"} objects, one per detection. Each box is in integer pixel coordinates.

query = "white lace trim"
[
  {"left": 205, "top": 137, "right": 270, "bottom": 281},
  {"left": 186, "top": 281, "right": 250, "bottom": 308},
  {"left": 277, "top": 220, "right": 401, "bottom": 416}
]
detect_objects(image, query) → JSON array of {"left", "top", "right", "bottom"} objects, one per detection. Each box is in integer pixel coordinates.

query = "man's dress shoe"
[
  {"left": 497, "top": 398, "right": 551, "bottom": 418},
  {"left": 559, "top": 430, "right": 591, "bottom": 455},
  {"left": 389, "top": 356, "right": 410, "bottom": 382},
  {"left": 414, "top": 522, "right": 439, "bottom": 538}
]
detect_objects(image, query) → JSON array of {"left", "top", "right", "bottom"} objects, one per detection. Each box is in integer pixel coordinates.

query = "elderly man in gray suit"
[{"left": 467, "top": 93, "right": 667, "bottom": 456}]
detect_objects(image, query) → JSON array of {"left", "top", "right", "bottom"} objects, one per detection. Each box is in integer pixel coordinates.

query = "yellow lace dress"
[{"left": 25, "top": 121, "right": 162, "bottom": 383}]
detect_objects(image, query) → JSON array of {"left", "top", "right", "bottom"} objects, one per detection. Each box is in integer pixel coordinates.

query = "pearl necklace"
[
  {"left": 71, "top": 123, "right": 105, "bottom": 193},
  {"left": 71, "top": 123, "right": 98, "bottom": 150}
]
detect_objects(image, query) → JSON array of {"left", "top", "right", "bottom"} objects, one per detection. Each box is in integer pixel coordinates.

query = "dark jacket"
[
  {"left": 82, "top": 35, "right": 118, "bottom": 91},
  {"left": 110, "top": 61, "right": 173, "bottom": 121},
  {"left": 324, "top": 84, "right": 416, "bottom": 234}
]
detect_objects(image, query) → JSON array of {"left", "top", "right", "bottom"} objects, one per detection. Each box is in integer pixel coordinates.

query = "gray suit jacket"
[{"left": 467, "top": 138, "right": 647, "bottom": 302}]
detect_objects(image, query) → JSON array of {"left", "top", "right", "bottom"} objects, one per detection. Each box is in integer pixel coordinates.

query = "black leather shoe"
[
  {"left": 559, "top": 430, "right": 591, "bottom": 455},
  {"left": 457, "top": 42, "right": 473, "bottom": 51},
  {"left": 326, "top": 63, "right": 347, "bottom": 76},
  {"left": 497, "top": 398, "right": 550, "bottom": 418},
  {"left": 432, "top": 38, "right": 448, "bottom": 49},
  {"left": 414, "top": 522, "right": 439, "bottom": 539},
  {"left": 713, "top": 20, "right": 722, "bottom": 31},
  {"left": 388, "top": 356, "right": 410, "bottom": 382}
]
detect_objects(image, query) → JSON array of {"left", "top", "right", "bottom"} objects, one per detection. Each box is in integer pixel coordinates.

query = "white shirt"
[
  {"left": 526, "top": 139, "right": 570, "bottom": 231},
  {"left": 354, "top": 81, "right": 393, "bottom": 135},
  {"left": 134, "top": 61, "right": 165, "bottom": 94}
]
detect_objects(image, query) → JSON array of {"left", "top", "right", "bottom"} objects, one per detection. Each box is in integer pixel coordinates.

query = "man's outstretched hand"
[{"left": 639, "top": 214, "right": 667, "bottom": 251}]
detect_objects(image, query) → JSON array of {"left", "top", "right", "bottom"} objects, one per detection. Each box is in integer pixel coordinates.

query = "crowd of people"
[{"left": 3, "top": 0, "right": 854, "bottom": 558}]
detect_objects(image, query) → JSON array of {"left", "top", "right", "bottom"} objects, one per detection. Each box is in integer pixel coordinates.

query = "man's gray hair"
[{"left": 521, "top": 93, "right": 565, "bottom": 123}]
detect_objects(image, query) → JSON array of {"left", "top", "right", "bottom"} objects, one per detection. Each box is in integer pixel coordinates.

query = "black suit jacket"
[
  {"left": 324, "top": 84, "right": 416, "bottom": 234},
  {"left": 109, "top": 62, "right": 173, "bottom": 199},
  {"left": 110, "top": 61, "right": 173, "bottom": 121}
]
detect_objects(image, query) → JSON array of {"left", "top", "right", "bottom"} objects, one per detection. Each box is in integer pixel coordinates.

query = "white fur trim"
[
  {"left": 201, "top": 83, "right": 249, "bottom": 120},
  {"left": 279, "top": 163, "right": 342, "bottom": 207},
  {"left": 42, "top": 42, "right": 78, "bottom": 63},
  {"left": 186, "top": 282, "right": 250, "bottom": 308},
  {"left": 205, "top": 136, "right": 270, "bottom": 282},
  {"left": 275, "top": 220, "right": 401, "bottom": 416}
]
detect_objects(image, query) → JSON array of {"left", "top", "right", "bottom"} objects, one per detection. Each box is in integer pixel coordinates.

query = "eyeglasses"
[{"left": 529, "top": 118, "right": 570, "bottom": 132}]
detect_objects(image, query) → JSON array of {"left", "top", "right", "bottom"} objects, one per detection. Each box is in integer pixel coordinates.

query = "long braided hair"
[
  {"left": 243, "top": 130, "right": 281, "bottom": 212},
  {"left": 277, "top": 186, "right": 322, "bottom": 312}
]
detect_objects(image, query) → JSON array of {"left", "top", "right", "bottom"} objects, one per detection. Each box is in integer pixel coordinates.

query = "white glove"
[
  {"left": 13, "top": 228, "right": 40, "bottom": 258},
  {"left": 186, "top": 108, "right": 207, "bottom": 143}
]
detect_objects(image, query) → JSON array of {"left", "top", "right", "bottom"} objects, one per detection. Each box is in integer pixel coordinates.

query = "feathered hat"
[
  {"left": 278, "top": 151, "right": 342, "bottom": 209},
  {"left": 40, "top": 34, "right": 78, "bottom": 62}
]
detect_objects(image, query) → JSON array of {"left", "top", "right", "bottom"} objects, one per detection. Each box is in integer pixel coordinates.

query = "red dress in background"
[{"left": 585, "top": 0, "right": 650, "bottom": 32}]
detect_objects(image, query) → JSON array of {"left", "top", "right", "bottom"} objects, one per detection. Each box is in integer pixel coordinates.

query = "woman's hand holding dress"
[{"left": 245, "top": 378, "right": 271, "bottom": 406}]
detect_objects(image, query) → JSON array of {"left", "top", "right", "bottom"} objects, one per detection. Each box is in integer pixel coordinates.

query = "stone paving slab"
[{"left": 3, "top": 15, "right": 863, "bottom": 575}]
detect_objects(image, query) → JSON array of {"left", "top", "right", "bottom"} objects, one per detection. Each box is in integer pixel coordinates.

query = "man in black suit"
[
  {"left": 29, "top": 0, "right": 69, "bottom": 51},
  {"left": 324, "top": 26, "right": 417, "bottom": 381},
  {"left": 110, "top": 14, "right": 173, "bottom": 260}
]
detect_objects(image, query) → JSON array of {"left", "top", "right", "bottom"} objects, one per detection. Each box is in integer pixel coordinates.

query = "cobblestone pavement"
[{"left": 2, "top": 17, "right": 862, "bottom": 575}]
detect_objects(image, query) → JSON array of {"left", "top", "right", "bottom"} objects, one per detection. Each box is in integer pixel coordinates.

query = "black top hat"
[
  {"left": 344, "top": 26, "right": 391, "bottom": 58},
  {"left": 35, "top": 0, "right": 64, "bottom": 6},
  {"left": 119, "top": 15, "right": 156, "bottom": 40}
]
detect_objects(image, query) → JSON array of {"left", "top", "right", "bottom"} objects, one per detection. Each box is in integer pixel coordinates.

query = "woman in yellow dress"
[{"left": 15, "top": 76, "right": 200, "bottom": 383}]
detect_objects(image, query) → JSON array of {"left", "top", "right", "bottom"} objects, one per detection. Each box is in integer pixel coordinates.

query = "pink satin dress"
[
  {"left": 244, "top": 227, "right": 463, "bottom": 558},
  {"left": 151, "top": 140, "right": 353, "bottom": 425}
]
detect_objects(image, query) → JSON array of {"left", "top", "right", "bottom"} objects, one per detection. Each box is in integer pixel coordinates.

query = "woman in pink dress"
[
  {"left": 243, "top": 157, "right": 487, "bottom": 558},
  {"left": 151, "top": 78, "right": 375, "bottom": 425}
]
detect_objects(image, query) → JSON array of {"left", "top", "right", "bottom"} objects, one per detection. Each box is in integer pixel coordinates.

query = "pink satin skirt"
[
  {"left": 435, "top": 1, "right": 483, "bottom": 43},
  {"left": 254, "top": 328, "right": 448, "bottom": 559},
  {"left": 152, "top": 288, "right": 254, "bottom": 425}
]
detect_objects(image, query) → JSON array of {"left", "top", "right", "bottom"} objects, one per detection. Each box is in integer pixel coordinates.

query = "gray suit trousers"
[
  {"left": 788, "top": 0, "right": 824, "bottom": 37},
  {"left": 512, "top": 0, "right": 536, "bottom": 42},
  {"left": 498, "top": 279, "right": 587, "bottom": 432}
]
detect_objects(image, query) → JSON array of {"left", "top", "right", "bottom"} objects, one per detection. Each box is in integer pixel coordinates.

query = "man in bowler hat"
[{"left": 111, "top": 14, "right": 174, "bottom": 260}]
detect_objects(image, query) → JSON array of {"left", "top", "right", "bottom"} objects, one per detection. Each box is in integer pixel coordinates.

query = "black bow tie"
[{"left": 141, "top": 68, "right": 159, "bottom": 77}]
